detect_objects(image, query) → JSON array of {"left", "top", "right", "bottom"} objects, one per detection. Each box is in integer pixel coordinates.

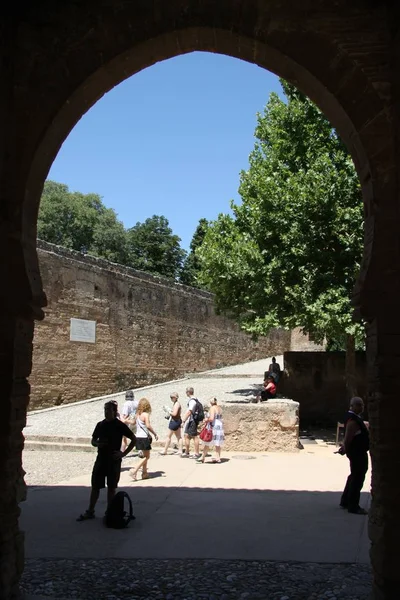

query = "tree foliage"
[
  {"left": 180, "top": 218, "right": 210, "bottom": 287},
  {"left": 38, "top": 182, "right": 186, "bottom": 280},
  {"left": 197, "top": 80, "right": 364, "bottom": 348},
  {"left": 127, "top": 215, "right": 186, "bottom": 280}
]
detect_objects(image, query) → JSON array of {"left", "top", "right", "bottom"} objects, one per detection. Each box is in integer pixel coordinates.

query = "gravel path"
[
  {"left": 23, "top": 450, "right": 96, "bottom": 486},
  {"left": 21, "top": 558, "right": 372, "bottom": 600},
  {"left": 25, "top": 357, "right": 283, "bottom": 442}
]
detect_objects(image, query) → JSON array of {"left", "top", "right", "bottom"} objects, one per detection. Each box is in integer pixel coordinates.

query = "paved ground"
[
  {"left": 25, "top": 357, "right": 280, "bottom": 442},
  {"left": 21, "top": 443, "right": 372, "bottom": 599},
  {"left": 21, "top": 356, "right": 373, "bottom": 599}
]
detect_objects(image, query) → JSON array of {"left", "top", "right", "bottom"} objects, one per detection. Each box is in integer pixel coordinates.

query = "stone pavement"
[
  {"left": 20, "top": 444, "right": 372, "bottom": 599},
  {"left": 21, "top": 356, "right": 372, "bottom": 599},
  {"left": 21, "top": 445, "right": 370, "bottom": 563}
]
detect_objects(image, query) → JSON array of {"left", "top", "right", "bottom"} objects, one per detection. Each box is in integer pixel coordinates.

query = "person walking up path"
[
  {"left": 77, "top": 401, "right": 135, "bottom": 521},
  {"left": 120, "top": 390, "right": 138, "bottom": 452},
  {"left": 339, "top": 396, "right": 369, "bottom": 515},
  {"left": 181, "top": 386, "right": 202, "bottom": 459},
  {"left": 159, "top": 392, "right": 183, "bottom": 455},
  {"left": 129, "top": 398, "right": 158, "bottom": 481},
  {"left": 197, "top": 398, "right": 224, "bottom": 464}
]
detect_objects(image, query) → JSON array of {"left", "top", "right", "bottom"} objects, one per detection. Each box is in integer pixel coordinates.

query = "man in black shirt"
[
  {"left": 77, "top": 400, "right": 135, "bottom": 521},
  {"left": 339, "top": 397, "right": 370, "bottom": 515}
]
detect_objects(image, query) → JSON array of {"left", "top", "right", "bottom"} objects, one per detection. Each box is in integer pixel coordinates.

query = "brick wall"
[
  {"left": 29, "top": 242, "right": 292, "bottom": 409},
  {"left": 280, "top": 351, "right": 367, "bottom": 426}
]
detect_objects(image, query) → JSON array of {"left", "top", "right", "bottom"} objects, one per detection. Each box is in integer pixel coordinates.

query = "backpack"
[
  {"left": 104, "top": 491, "right": 135, "bottom": 529},
  {"left": 192, "top": 399, "right": 204, "bottom": 423}
]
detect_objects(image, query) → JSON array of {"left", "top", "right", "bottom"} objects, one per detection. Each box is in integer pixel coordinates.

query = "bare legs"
[
  {"left": 161, "top": 429, "right": 183, "bottom": 455},
  {"left": 198, "top": 445, "right": 221, "bottom": 463},
  {"left": 88, "top": 487, "right": 100, "bottom": 512},
  {"left": 130, "top": 450, "right": 150, "bottom": 480},
  {"left": 184, "top": 434, "right": 200, "bottom": 455}
]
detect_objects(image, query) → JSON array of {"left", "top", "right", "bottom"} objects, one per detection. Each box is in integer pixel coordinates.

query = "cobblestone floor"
[{"left": 21, "top": 558, "right": 372, "bottom": 600}]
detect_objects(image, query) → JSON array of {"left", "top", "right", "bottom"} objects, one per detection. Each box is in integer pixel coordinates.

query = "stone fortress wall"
[{"left": 30, "top": 241, "right": 301, "bottom": 410}]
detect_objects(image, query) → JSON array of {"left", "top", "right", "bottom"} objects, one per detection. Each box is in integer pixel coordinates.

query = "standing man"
[
  {"left": 77, "top": 400, "right": 136, "bottom": 521},
  {"left": 268, "top": 356, "right": 281, "bottom": 383},
  {"left": 181, "top": 386, "right": 201, "bottom": 459},
  {"left": 339, "top": 396, "right": 369, "bottom": 515}
]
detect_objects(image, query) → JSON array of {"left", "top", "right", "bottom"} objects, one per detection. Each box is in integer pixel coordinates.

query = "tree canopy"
[
  {"left": 127, "top": 215, "right": 186, "bottom": 280},
  {"left": 38, "top": 182, "right": 187, "bottom": 280},
  {"left": 197, "top": 80, "right": 364, "bottom": 349}
]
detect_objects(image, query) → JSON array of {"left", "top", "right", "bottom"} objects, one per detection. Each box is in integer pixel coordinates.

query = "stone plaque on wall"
[{"left": 70, "top": 318, "right": 96, "bottom": 343}]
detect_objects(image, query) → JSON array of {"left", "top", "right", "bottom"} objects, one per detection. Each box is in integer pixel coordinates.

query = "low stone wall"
[
  {"left": 222, "top": 400, "right": 299, "bottom": 452},
  {"left": 280, "top": 351, "right": 367, "bottom": 426}
]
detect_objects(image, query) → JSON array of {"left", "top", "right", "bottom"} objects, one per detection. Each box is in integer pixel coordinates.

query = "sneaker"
[
  {"left": 348, "top": 507, "right": 368, "bottom": 515},
  {"left": 181, "top": 453, "right": 189, "bottom": 458},
  {"left": 77, "top": 510, "right": 95, "bottom": 522},
  {"left": 138, "top": 450, "right": 144, "bottom": 458},
  {"left": 190, "top": 453, "right": 202, "bottom": 460}
]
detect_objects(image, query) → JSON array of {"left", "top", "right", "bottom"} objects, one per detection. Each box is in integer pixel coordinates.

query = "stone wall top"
[{"left": 37, "top": 239, "right": 214, "bottom": 301}]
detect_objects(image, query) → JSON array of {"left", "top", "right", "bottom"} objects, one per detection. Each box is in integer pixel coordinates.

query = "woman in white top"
[
  {"left": 159, "top": 392, "right": 183, "bottom": 455},
  {"left": 197, "top": 398, "right": 224, "bottom": 464},
  {"left": 129, "top": 398, "right": 158, "bottom": 481}
]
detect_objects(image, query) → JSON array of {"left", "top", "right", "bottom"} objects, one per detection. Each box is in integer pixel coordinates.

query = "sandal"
[
  {"left": 196, "top": 458, "right": 205, "bottom": 464},
  {"left": 212, "top": 459, "right": 221, "bottom": 464},
  {"left": 142, "top": 473, "right": 150, "bottom": 480},
  {"left": 76, "top": 510, "right": 95, "bottom": 521},
  {"left": 129, "top": 469, "right": 138, "bottom": 481}
]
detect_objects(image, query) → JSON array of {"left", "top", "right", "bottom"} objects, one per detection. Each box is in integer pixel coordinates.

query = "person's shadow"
[{"left": 121, "top": 467, "right": 165, "bottom": 479}]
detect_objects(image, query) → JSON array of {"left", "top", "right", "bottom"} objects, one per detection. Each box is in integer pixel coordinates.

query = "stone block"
[{"left": 222, "top": 400, "right": 299, "bottom": 452}]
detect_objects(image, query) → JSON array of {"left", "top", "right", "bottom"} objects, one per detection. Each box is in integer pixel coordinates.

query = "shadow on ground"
[{"left": 21, "top": 484, "right": 370, "bottom": 564}]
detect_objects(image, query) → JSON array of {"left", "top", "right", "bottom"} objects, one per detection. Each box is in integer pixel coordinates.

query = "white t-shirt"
[
  {"left": 121, "top": 399, "right": 138, "bottom": 419},
  {"left": 187, "top": 398, "right": 197, "bottom": 419}
]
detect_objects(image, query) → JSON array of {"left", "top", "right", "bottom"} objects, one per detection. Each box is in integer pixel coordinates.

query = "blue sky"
[{"left": 49, "top": 51, "right": 281, "bottom": 251}]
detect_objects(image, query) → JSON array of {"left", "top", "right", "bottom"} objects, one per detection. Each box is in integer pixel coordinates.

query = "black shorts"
[
  {"left": 136, "top": 437, "right": 152, "bottom": 451},
  {"left": 91, "top": 457, "right": 121, "bottom": 489},
  {"left": 185, "top": 420, "right": 198, "bottom": 437}
]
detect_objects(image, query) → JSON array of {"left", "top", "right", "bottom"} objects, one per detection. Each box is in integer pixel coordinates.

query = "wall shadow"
[{"left": 20, "top": 483, "right": 372, "bottom": 598}]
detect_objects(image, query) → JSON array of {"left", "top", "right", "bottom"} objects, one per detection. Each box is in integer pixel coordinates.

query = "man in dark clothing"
[
  {"left": 77, "top": 400, "right": 136, "bottom": 521},
  {"left": 339, "top": 397, "right": 369, "bottom": 515}
]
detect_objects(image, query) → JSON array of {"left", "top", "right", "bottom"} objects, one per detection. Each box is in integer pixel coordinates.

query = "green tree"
[
  {"left": 38, "top": 181, "right": 101, "bottom": 250},
  {"left": 38, "top": 181, "right": 129, "bottom": 265},
  {"left": 197, "top": 81, "right": 364, "bottom": 395},
  {"left": 180, "top": 218, "right": 210, "bottom": 287},
  {"left": 127, "top": 215, "right": 186, "bottom": 279}
]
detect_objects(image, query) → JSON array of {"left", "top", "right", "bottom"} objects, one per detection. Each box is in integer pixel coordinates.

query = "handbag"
[{"left": 200, "top": 423, "right": 213, "bottom": 443}]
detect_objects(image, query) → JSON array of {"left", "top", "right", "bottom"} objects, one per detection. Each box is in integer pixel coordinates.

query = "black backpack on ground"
[
  {"left": 192, "top": 399, "right": 204, "bottom": 423},
  {"left": 104, "top": 491, "right": 135, "bottom": 529}
]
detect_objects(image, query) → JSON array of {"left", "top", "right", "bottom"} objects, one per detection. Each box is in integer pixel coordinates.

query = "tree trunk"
[{"left": 345, "top": 333, "right": 357, "bottom": 399}]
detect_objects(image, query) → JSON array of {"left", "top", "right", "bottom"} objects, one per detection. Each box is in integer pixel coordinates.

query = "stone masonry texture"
[
  {"left": 29, "top": 241, "right": 292, "bottom": 410},
  {"left": 1, "top": 2, "right": 400, "bottom": 599}
]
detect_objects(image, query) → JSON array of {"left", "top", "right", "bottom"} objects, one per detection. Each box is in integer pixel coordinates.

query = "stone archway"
[{"left": 1, "top": 2, "right": 400, "bottom": 598}]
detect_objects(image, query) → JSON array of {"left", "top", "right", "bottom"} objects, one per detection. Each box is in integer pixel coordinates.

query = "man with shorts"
[
  {"left": 77, "top": 400, "right": 136, "bottom": 521},
  {"left": 181, "top": 386, "right": 201, "bottom": 459},
  {"left": 120, "top": 389, "right": 138, "bottom": 452}
]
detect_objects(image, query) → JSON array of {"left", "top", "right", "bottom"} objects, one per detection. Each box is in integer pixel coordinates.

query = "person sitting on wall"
[
  {"left": 258, "top": 376, "right": 277, "bottom": 402},
  {"left": 268, "top": 356, "right": 281, "bottom": 383}
]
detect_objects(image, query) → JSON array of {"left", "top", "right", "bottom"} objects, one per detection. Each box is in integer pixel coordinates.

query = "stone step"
[
  {"left": 186, "top": 372, "right": 261, "bottom": 379},
  {"left": 25, "top": 434, "right": 92, "bottom": 445},
  {"left": 24, "top": 440, "right": 95, "bottom": 452},
  {"left": 24, "top": 434, "right": 165, "bottom": 452}
]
